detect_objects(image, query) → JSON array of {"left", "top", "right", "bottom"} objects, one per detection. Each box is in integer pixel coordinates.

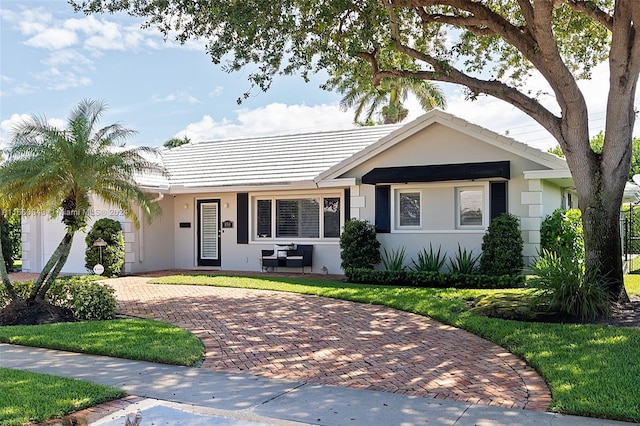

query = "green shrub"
[
  {"left": 339, "top": 219, "right": 381, "bottom": 271},
  {"left": 85, "top": 218, "right": 125, "bottom": 277},
  {"left": 0, "top": 276, "right": 116, "bottom": 321},
  {"left": 448, "top": 245, "right": 479, "bottom": 274},
  {"left": 529, "top": 250, "right": 610, "bottom": 320},
  {"left": 345, "top": 268, "right": 525, "bottom": 289},
  {"left": 1, "top": 211, "right": 21, "bottom": 271},
  {"left": 540, "top": 208, "right": 584, "bottom": 262},
  {"left": 381, "top": 246, "right": 406, "bottom": 271},
  {"left": 480, "top": 213, "right": 524, "bottom": 276},
  {"left": 411, "top": 244, "right": 447, "bottom": 272}
]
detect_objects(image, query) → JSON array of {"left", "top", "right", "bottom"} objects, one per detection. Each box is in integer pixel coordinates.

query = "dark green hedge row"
[{"left": 346, "top": 268, "right": 525, "bottom": 289}]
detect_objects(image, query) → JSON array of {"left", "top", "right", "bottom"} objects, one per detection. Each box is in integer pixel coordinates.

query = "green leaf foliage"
[
  {"left": 448, "top": 244, "right": 480, "bottom": 275},
  {"left": 529, "top": 250, "right": 610, "bottom": 321},
  {"left": 1, "top": 211, "right": 21, "bottom": 271},
  {"left": 411, "top": 244, "right": 447, "bottom": 273},
  {"left": 381, "top": 246, "right": 406, "bottom": 271},
  {"left": 540, "top": 208, "right": 584, "bottom": 262},
  {"left": 339, "top": 219, "right": 381, "bottom": 271},
  {"left": 480, "top": 213, "right": 524, "bottom": 276},
  {"left": 85, "top": 218, "right": 125, "bottom": 277}
]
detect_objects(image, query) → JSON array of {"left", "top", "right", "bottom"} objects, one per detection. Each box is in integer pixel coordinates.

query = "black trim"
[
  {"left": 375, "top": 185, "right": 391, "bottom": 233},
  {"left": 362, "top": 161, "right": 510, "bottom": 184},
  {"left": 344, "top": 188, "right": 351, "bottom": 221},
  {"left": 237, "top": 193, "right": 249, "bottom": 244},
  {"left": 490, "top": 181, "right": 508, "bottom": 221},
  {"left": 197, "top": 199, "right": 221, "bottom": 267}
]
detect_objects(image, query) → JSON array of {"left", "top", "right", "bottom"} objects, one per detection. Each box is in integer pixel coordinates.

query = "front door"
[{"left": 197, "top": 199, "right": 221, "bottom": 266}]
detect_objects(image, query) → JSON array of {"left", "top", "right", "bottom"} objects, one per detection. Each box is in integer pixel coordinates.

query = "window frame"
[
  {"left": 456, "top": 185, "right": 487, "bottom": 229},
  {"left": 252, "top": 193, "right": 343, "bottom": 241},
  {"left": 395, "top": 189, "right": 422, "bottom": 229}
]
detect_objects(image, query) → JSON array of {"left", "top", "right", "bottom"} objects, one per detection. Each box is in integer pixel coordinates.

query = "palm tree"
[
  {"left": 0, "top": 99, "right": 166, "bottom": 324},
  {"left": 338, "top": 77, "right": 447, "bottom": 125}
]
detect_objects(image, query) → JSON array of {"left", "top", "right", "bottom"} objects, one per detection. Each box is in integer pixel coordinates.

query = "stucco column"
[
  {"left": 521, "top": 179, "right": 543, "bottom": 266},
  {"left": 349, "top": 185, "right": 365, "bottom": 220},
  {"left": 122, "top": 219, "right": 135, "bottom": 274}
]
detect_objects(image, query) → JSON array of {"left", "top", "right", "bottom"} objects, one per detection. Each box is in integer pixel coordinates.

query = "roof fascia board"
[
  {"left": 523, "top": 169, "right": 573, "bottom": 180},
  {"left": 168, "top": 180, "right": 321, "bottom": 194}
]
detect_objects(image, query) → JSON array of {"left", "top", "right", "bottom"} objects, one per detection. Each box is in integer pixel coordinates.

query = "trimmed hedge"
[{"left": 346, "top": 268, "right": 525, "bottom": 289}]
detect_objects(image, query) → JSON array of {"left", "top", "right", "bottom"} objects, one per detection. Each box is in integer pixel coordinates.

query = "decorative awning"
[{"left": 362, "top": 161, "right": 510, "bottom": 184}]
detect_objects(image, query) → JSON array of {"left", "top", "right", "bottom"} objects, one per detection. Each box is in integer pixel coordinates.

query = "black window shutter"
[
  {"left": 237, "top": 193, "right": 249, "bottom": 244},
  {"left": 490, "top": 181, "right": 508, "bottom": 221},
  {"left": 375, "top": 185, "right": 391, "bottom": 233},
  {"left": 344, "top": 188, "right": 351, "bottom": 221}
]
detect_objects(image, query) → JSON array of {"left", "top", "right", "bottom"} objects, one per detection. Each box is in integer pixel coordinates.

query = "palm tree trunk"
[
  {"left": 0, "top": 213, "right": 18, "bottom": 301},
  {"left": 28, "top": 233, "right": 74, "bottom": 302},
  {"left": 34, "top": 233, "right": 74, "bottom": 301}
]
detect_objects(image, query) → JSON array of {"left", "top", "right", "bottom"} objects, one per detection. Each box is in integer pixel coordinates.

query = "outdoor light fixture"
[{"left": 92, "top": 238, "right": 108, "bottom": 275}]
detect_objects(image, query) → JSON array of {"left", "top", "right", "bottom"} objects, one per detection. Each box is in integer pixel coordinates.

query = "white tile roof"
[{"left": 161, "top": 125, "right": 402, "bottom": 189}]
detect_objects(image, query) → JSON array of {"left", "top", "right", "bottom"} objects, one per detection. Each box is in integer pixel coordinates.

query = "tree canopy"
[{"left": 73, "top": 0, "right": 640, "bottom": 303}]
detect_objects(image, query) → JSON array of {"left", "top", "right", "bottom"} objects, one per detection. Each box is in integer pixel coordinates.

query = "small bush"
[
  {"left": 448, "top": 245, "right": 479, "bottom": 274},
  {"left": 529, "top": 250, "right": 610, "bottom": 320},
  {"left": 540, "top": 208, "right": 584, "bottom": 262},
  {"left": 85, "top": 218, "right": 125, "bottom": 277},
  {"left": 1, "top": 276, "right": 116, "bottom": 321},
  {"left": 480, "top": 213, "right": 524, "bottom": 276},
  {"left": 381, "top": 246, "right": 406, "bottom": 271},
  {"left": 339, "top": 219, "right": 381, "bottom": 271},
  {"left": 411, "top": 244, "right": 447, "bottom": 272}
]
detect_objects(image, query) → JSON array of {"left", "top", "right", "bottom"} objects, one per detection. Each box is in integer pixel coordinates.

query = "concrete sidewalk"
[{"left": 1, "top": 344, "right": 636, "bottom": 426}]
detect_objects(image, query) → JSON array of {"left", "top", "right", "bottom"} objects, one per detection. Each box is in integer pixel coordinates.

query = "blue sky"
[{"left": 1, "top": 0, "right": 635, "bottom": 151}]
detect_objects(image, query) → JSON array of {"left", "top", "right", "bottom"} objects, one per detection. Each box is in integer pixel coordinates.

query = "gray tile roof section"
[{"left": 161, "top": 125, "right": 402, "bottom": 189}]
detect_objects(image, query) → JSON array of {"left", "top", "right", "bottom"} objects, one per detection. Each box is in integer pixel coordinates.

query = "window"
[
  {"left": 458, "top": 187, "right": 484, "bottom": 227},
  {"left": 398, "top": 191, "right": 421, "bottom": 227},
  {"left": 255, "top": 195, "right": 341, "bottom": 240},
  {"left": 276, "top": 199, "right": 319, "bottom": 238},
  {"left": 256, "top": 200, "right": 272, "bottom": 237},
  {"left": 324, "top": 197, "right": 341, "bottom": 238}
]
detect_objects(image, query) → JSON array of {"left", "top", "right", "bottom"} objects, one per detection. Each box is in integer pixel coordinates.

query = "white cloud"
[
  {"left": 177, "top": 103, "right": 356, "bottom": 142},
  {"left": 0, "top": 114, "right": 65, "bottom": 149},
  {"left": 44, "top": 49, "right": 94, "bottom": 68},
  {"left": 152, "top": 91, "right": 201, "bottom": 104},
  {"left": 34, "top": 67, "right": 91, "bottom": 91},
  {"left": 25, "top": 28, "right": 78, "bottom": 50}
]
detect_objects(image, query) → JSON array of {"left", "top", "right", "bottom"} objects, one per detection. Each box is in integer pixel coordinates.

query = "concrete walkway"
[
  {"left": 1, "top": 344, "right": 635, "bottom": 426},
  {"left": 107, "top": 275, "right": 550, "bottom": 410}
]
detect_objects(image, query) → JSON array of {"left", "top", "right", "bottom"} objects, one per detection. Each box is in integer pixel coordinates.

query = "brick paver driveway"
[{"left": 107, "top": 274, "right": 550, "bottom": 411}]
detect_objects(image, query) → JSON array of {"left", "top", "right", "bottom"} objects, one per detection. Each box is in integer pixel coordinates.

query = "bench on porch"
[{"left": 261, "top": 244, "right": 313, "bottom": 273}]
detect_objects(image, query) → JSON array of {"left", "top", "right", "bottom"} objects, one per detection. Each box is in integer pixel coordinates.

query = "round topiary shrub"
[
  {"left": 85, "top": 218, "right": 125, "bottom": 277},
  {"left": 480, "top": 213, "right": 524, "bottom": 276},
  {"left": 540, "top": 208, "right": 584, "bottom": 262},
  {"left": 339, "top": 219, "right": 381, "bottom": 271}
]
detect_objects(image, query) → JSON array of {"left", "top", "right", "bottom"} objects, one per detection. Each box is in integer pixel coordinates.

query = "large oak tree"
[{"left": 73, "top": 0, "right": 639, "bottom": 302}]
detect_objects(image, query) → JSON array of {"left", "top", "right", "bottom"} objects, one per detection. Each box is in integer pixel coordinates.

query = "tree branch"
[{"left": 566, "top": 0, "right": 614, "bottom": 31}]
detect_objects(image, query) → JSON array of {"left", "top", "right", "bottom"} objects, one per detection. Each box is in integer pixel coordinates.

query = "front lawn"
[
  {"left": 150, "top": 274, "right": 640, "bottom": 423},
  {"left": 0, "top": 318, "right": 204, "bottom": 424},
  {"left": 0, "top": 368, "right": 124, "bottom": 426},
  {"left": 0, "top": 318, "right": 204, "bottom": 366}
]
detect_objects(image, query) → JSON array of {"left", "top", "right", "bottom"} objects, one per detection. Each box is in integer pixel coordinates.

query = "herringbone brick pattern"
[{"left": 107, "top": 275, "right": 551, "bottom": 411}]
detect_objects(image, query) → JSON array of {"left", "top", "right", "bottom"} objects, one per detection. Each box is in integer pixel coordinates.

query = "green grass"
[
  {"left": 0, "top": 318, "right": 204, "bottom": 424},
  {"left": 624, "top": 273, "right": 640, "bottom": 296},
  {"left": 0, "top": 368, "right": 124, "bottom": 426},
  {"left": 0, "top": 318, "right": 204, "bottom": 366},
  {"left": 150, "top": 274, "right": 640, "bottom": 423}
]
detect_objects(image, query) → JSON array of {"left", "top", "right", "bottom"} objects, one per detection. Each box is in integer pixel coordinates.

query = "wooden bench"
[{"left": 261, "top": 244, "right": 313, "bottom": 273}]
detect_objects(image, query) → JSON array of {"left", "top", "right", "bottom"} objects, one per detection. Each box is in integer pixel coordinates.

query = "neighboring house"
[{"left": 23, "top": 109, "right": 602, "bottom": 275}]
